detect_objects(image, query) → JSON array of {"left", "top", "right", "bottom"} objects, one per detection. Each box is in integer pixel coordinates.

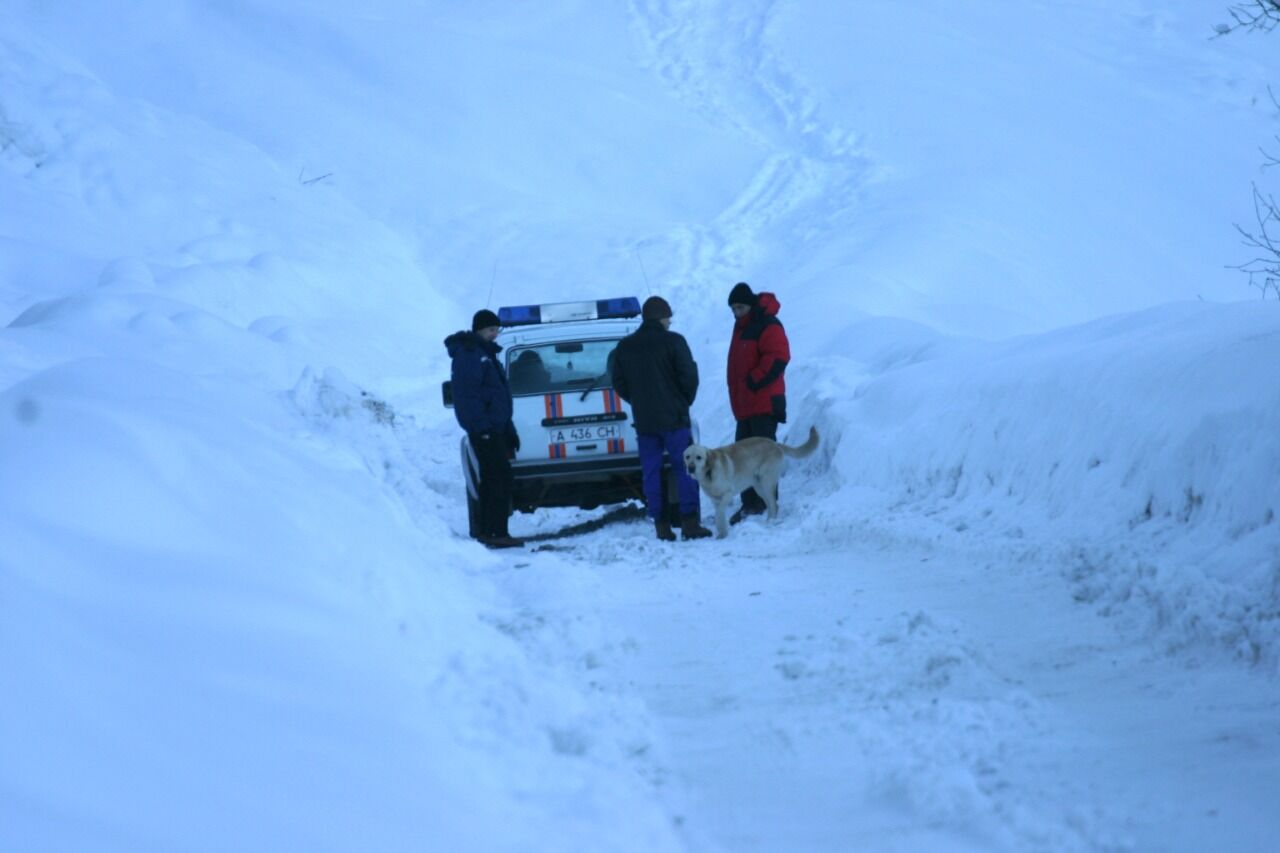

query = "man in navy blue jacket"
[{"left": 445, "top": 309, "right": 523, "bottom": 548}]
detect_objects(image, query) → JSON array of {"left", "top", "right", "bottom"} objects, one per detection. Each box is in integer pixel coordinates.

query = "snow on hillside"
[
  {"left": 795, "top": 302, "right": 1280, "bottom": 664},
  {"left": 3, "top": 1, "right": 1280, "bottom": 851}
]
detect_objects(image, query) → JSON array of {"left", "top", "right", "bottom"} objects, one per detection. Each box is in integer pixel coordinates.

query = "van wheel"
[{"left": 467, "top": 489, "right": 483, "bottom": 539}]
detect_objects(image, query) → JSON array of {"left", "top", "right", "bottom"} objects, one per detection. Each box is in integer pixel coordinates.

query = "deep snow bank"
[
  {"left": 792, "top": 302, "right": 1280, "bottom": 665},
  {"left": 0, "top": 8, "right": 680, "bottom": 849},
  {"left": 0, "top": 354, "right": 681, "bottom": 852}
]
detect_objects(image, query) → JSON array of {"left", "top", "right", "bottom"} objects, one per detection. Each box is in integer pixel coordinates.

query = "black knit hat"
[
  {"left": 727, "top": 282, "right": 756, "bottom": 307},
  {"left": 642, "top": 296, "right": 673, "bottom": 320},
  {"left": 472, "top": 308, "right": 500, "bottom": 332}
]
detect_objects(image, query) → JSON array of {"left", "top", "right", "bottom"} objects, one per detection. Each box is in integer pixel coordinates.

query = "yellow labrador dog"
[{"left": 683, "top": 426, "right": 819, "bottom": 538}]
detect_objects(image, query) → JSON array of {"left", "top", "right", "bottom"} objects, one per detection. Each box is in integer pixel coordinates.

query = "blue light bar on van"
[
  {"left": 497, "top": 297, "right": 640, "bottom": 327},
  {"left": 596, "top": 297, "right": 641, "bottom": 319},
  {"left": 498, "top": 304, "right": 542, "bottom": 326}
]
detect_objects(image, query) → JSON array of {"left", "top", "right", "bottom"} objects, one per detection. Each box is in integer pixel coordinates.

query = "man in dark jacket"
[
  {"left": 445, "top": 309, "right": 523, "bottom": 549},
  {"left": 726, "top": 281, "right": 791, "bottom": 524},
  {"left": 611, "top": 296, "right": 712, "bottom": 541}
]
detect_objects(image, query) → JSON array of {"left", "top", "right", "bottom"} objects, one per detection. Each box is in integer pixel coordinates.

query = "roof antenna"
[
  {"left": 486, "top": 259, "right": 498, "bottom": 308},
  {"left": 634, "top": 245, "right": 654, "bottom": 297}
]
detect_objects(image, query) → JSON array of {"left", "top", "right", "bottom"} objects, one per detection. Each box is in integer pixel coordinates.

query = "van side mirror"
[{"left": 441, "top": 380, "right": 453, "bottom": 408}]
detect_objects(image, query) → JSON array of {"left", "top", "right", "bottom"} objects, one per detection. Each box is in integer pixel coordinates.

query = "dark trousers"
[
  {"left": 471, "top": 431, "right": 513, "bottom": 538},
  {"left": 736, "top": 414, "right": 778, "bottom": 511},
  {"left": 636, "top": 428, "right": 700, "bottom": 521}
]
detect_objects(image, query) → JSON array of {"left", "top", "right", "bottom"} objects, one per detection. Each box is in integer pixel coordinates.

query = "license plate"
[{"left": 548, "top": 423, "right": 623, "bottom": 444}]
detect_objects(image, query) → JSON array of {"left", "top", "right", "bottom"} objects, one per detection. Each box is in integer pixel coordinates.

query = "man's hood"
[
  {"left": 755, "top": 292, "right": 781, "bottom": 317},
  {"left": 444, "top": 330, "right": 475, "bottom": 357},
  {"left": 736, "top": 292, "right": 781, "bottom": 328},
  {"left": 444, "top": 331, "right": 503, "bottom": 358}
]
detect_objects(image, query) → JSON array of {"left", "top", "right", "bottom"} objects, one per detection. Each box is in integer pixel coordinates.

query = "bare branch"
[
  {"left": 1263, "top": 88, "right": 1280, "bottom": 169},
  {"left": 1230, "top": 183, "right": 1280, "bottom": 297},
  {"left": 1215, "top": 1, "right": 1280, "bottom": 36},
  {"left": 1218, "top": 7, "right": 1280, "bottom": 295}
]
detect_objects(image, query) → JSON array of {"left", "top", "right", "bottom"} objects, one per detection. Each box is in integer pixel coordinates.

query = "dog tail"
[{"left": 780, "top": 425, "right": 819, "bottom": 458}]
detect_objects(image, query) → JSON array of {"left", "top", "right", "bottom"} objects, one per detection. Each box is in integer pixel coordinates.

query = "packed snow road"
[{"left": 489, "top": 488, "right": 1280, "bottom": 852}]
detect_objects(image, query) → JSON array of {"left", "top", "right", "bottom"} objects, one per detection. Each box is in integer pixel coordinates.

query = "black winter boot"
[
  {"left": 654, "top": 518, "right": 677, "bottom": 542},
  {"left": 680, "top": 513, "right": 713, "bottom": 540}
]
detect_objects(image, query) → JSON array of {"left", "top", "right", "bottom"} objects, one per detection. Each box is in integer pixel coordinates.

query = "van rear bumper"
[
  {"left": 508, "top": 454, "right": 682, "bottom": 513},
  {"left": 512, "top": 454, "right": 642, "bottom": 481}
]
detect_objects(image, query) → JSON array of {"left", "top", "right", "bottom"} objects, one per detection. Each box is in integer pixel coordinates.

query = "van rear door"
[{"left": 507, "top": 339, "right": 635, "bottom": 461}]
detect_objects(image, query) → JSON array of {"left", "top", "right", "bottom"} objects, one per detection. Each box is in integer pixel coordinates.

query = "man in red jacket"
[{"left": 726, "top": 281, "right": 791, "bottom": 524}]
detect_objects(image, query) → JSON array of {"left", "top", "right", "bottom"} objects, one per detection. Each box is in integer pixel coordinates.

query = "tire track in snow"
[
  {"left": 512, "top": 489, "right": 1131, "bottom": 850},
  {"left": 503, "top": 422, "right": 1139, "bottom": 848},
  {"left": 627, "top": 0, "right": 870, "bottom": 315}
]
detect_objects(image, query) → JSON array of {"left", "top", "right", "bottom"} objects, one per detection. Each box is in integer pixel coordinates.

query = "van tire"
[{"left": 467, "top": 488, "right": 483, "bottom": 539}]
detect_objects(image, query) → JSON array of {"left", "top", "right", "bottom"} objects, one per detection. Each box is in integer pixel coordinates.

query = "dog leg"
[
  {"left": 762, "top": 479, "right": 779, "bottom": 521},
  {"left": 714, "top": 498, "right": 730, "bottom": 538}
]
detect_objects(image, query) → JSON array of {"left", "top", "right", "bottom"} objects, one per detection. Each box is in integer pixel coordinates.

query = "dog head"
[{"left": 683, "top": 443, "right": 710, "bottom": 478}]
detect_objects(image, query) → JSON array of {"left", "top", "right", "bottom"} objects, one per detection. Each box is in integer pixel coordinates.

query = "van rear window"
[{"left": 508, "top": 339, "right": 620, "bottom": 396}]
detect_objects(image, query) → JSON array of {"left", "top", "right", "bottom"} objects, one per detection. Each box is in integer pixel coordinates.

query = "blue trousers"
[{"left": 636, "top": 428, "right": 701, "bottom": 520}]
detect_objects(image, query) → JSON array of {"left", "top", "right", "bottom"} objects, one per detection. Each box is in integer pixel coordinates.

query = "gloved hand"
[{"left": 505, "top": 421, "right": 521, "bottom": 453}]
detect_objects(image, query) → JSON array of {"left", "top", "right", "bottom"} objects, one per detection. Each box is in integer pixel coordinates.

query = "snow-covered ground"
[{"left": 3, "top": 2, "right": 1279, "bottom": 851}]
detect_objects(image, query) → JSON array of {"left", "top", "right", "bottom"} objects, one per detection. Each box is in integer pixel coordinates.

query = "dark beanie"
[
  {"left": 472, "top": 308, "right": 500, "bottom": 332},
  {"left": 642, "top": 296, "right": 673, "bottom": 320},
  {"left": 727, "top": 282, "right": 756, "bottom": 306}
]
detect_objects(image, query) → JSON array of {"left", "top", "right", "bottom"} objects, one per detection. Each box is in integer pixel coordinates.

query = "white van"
[{"left": 444, "top": 297, "right": 689, "bottom": 536}]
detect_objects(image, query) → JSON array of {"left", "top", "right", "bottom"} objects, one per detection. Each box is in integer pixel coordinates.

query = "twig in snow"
[{"left": 298, "top": 169, "right": 334, "bottom": 186}]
